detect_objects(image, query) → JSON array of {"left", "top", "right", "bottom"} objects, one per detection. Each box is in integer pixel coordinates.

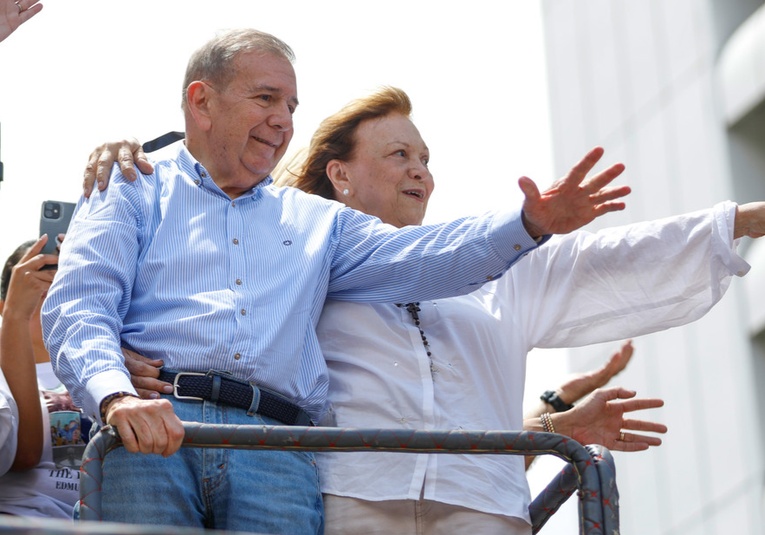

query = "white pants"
[{"left": 324, "top": 494, "right": 531, "bottom": 535}]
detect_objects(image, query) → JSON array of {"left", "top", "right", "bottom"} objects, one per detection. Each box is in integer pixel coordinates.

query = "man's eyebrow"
[{"left": 252, "top": 84, "right": 299, "bottom": 107}]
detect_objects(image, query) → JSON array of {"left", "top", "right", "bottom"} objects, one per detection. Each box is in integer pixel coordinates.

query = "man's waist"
[{"left": 158, "top": 369, "right": 313, "bottom": 426}]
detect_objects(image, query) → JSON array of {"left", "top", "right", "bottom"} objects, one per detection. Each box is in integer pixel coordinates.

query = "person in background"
[
  {"left": 42, "top": 29, "right": 630, "bottom": 535},
  {"left": 0, "top": 370, "right": 17, "bottom": 477},
  {"left": 0, "top": 0, "right": 42, "bottom": 43},
  {"left": 0, "top": 237, "right": 85, "bottom": 518}
]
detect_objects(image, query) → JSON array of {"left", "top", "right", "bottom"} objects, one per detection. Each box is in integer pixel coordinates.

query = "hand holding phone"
[{"left": 39, "top": 200, "right": 75, "bottom": 269}]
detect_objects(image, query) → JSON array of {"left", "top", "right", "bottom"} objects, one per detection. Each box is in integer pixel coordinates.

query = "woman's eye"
[{"left": 395, "top": 149, "right": 406, "bottom": 157}]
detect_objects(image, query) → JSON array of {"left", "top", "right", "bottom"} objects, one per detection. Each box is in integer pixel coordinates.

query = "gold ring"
[
  {"left": 619, "top": 431, "right": 625, "bottom": 441},
  {"left": 15, "top": 1, "right": 22, "bottom": 13}
]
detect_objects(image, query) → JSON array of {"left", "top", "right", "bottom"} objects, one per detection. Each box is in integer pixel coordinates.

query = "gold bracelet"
[{"left": 540, "top": 412, "right": 556, "bottom": 434}]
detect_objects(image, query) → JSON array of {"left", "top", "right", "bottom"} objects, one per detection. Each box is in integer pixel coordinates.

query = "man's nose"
[{"left": 268, "top": 103, "right": 294, "bottom": 131}]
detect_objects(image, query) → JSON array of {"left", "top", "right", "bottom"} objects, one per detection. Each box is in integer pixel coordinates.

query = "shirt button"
[
  {"left": 235, "top": 278, "right": 242, "bottom": 285},
  {"left": 231, "top": 201, "right": 236, "bottom": 207},
  {"left": 486, "top": 275, "right": 493, "bottom": 281},
  {"left": 240, "top": 309, "right": 246, "bottom": 315},
  {"left": 513, "top": 244, "right": 522, "bottom": 251},
  {"left": 200, "top": 171, "right": 207, "bottom": 178},
  {"left": 232, "top": 238, "right": 239, "bottom": 245},
  {"left": 194, "top": 179, "right": 201, "bottom": 185},
  {"left": 234, "top": 353, "right": 241, "bottom": 360}
]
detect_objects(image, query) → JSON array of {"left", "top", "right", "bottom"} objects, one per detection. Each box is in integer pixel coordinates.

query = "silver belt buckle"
[{"left": 172, "top": 371, "right": 207, "bottom": 401}]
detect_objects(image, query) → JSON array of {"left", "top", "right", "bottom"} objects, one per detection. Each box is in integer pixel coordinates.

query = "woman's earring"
[{"left": 342, "top": 189, "right": 349, "bottom": 196}]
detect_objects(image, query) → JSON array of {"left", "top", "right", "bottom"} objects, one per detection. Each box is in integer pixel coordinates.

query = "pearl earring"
[{"left": 342, "top": 188, "right": 349, "bottom": 196}]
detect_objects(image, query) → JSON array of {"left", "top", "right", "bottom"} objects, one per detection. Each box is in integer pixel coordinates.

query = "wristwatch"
[
  {"left": 540, "top": 390, "right": 574, "bottom": 412},
  {"left": 99, "top": 391, "right": 139, "bottom": 422}
]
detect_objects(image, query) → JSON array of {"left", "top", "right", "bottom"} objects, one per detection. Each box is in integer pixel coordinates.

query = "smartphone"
[{"left": 39, "top": 200, "right": 76, "bottom": 268}]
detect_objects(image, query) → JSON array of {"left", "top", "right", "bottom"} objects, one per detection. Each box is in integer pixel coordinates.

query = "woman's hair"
[
  {"left": 1, "top": 240, "right": 35, "bottom": 301},
  {"left": 280, "top": 86, "right": 412, "bottom": 200},
  {"left": 182, "top": 28, "right": 295, "bottom": 110}
]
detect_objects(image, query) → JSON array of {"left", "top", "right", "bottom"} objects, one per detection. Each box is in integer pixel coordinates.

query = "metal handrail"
[{"left": 79, "top": 423, "right": 619, "bottom": 534}]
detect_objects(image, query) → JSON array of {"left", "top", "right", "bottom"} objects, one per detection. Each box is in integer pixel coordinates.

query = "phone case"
[{"left": 39, "top": 200, "right": 76, "bottom": 257}]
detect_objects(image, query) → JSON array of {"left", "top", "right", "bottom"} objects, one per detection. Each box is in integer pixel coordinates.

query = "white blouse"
[{"left": 315, "top": 202, "right": 748, "bottom": 522}]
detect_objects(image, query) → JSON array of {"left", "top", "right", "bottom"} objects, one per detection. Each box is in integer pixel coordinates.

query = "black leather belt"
[{"left": 158, "top": 370, "right": 313, "bottom": 426}]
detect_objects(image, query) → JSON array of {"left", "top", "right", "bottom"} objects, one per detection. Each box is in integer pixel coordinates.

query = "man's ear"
[
  {"left": 326, "top": 159, "right": 351, "bottom": 197},
  {"left": 186, "top": 81, "right": 213, "bottom": 131}
]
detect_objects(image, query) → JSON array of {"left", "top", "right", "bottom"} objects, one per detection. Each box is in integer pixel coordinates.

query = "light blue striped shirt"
[{"left": 41, "top": 141, "right": 540, "bottom": 422}]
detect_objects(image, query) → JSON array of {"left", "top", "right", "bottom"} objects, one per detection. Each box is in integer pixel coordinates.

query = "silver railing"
[{"left": 77, "top": 423, "right": 619, "bottom": 534}]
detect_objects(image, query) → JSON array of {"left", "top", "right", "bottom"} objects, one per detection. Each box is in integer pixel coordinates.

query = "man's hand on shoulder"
[{"left": 104, "top": 394, "right": 184, "bottom": 457}]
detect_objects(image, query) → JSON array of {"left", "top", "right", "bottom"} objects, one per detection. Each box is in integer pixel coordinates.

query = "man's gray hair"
[{"left": 181, "top": 28, "right": 295, "bottom": 109}]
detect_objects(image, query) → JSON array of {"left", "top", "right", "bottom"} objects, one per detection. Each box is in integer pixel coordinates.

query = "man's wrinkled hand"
[{"left": 104, "top": 395, "right": 184, "bottom": 457}]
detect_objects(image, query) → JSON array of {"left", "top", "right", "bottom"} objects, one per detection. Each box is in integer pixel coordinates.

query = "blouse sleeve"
[{"left": 502, "top": 201, "right": 749, "bottom": 348}]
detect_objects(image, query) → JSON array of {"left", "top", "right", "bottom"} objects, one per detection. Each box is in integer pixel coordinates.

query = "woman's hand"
[
  {"left": 556, "top": 340, "right": 633, "bottom": 405},
  {"left": 553, "top": 386, "right": 667, "bottom": 452},
  {"left": 520, "top": 146, "right": 630, "bottom": 238},
  {"left": 82, "top": 139, "right": 154, "bottom": 198},
  {"left": 2, "top": 235, "right": 57, "bottom": 321},
  {"left": 122, "top": 347, "right": 172, "bottom": 399}
]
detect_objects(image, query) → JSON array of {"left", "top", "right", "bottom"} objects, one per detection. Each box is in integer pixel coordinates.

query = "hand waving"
[
  {"left": 0, "top": 0, "right": 42, "bottom": 44},
  {"left": 520, "top": 146, "right": 630, "bottom": 238},
  {"left": 557, "top": 386, "right": 666, "bottom": 452},
  {"left": 556, "top": 340, "right": 634, "bottom": 405}
]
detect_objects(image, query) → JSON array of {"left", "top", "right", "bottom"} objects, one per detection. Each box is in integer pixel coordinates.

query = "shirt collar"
[{"left": 174, "top": 141, "right": 274, "bottom": 200}]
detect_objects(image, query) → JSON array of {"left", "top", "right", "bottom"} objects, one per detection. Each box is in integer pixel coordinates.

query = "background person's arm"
[
  {"left": 0, "top": 367, "right": 19, "bottom": 475},
  {"left": 524, "top": 385, "right": 667, "bottom": 469},
  {"left": 0, "top": 0, "right": 42, "bottom": 44},
  {"left": 522, "top": 341, "right": 640, "bottom": 469},
  {"left": 0, "top": 236, "right": 56, "bottom": 470}
]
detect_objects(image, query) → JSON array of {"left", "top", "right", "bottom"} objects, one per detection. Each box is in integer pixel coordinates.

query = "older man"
[{"left": 42, "top": 29, "right": 628, "bottom": 534}]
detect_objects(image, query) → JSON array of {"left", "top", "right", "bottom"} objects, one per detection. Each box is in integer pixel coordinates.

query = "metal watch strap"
[{"left": 540, "top": 390, "right": 574, "bottom": 412}]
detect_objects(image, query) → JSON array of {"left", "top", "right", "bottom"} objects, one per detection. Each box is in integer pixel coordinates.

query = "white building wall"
[{"left": 540, "top": 1, "right": 765, "bottom": 533}]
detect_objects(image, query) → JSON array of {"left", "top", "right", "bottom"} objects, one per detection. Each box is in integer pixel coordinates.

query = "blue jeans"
[{"left": 101, "top": 396, "right": 323, "bottom": 534}]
